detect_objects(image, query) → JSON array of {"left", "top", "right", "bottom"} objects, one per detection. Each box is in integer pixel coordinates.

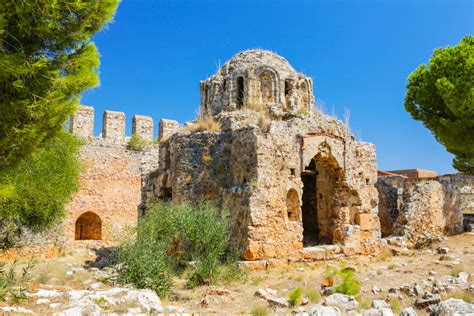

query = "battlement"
[{"left": 70, "top": 105, "right": 179, "bottom": 145}]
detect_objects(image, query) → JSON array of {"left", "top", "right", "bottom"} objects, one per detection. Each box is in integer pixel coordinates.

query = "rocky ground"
[{"left": 0, "top": 233, "right": 473, "bottom": 315}]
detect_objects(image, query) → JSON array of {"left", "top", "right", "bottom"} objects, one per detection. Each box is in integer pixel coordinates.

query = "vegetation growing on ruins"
[
  {"left": 405, "top": 35, "right": 474, "bottom": 174},
  {"left": 117, "top": 201, "right": 243, "bottom": 297},
  {"left": 128, "top": 134, "right": 150, "bottom": 151},
  {"left": 0, "top": 132, "right": 82, "bottom": 248},
  {"left": 0, "top": 0, "right": 119, "bottom": 195}
]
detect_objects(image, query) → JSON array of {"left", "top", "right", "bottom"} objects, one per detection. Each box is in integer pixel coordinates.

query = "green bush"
[
  {"left": 289, "top": 287, "right": 303, "bottom": 306},
  {"left": 0, "top": 260, "right": 35, "bottom": 303},
  {"left": 251, "top": 305, "right": 270, "bottom": 316},
  {"left": 304, "top": 288, "right": 321, "bottom": 303},
  {"left": 0, "top": 131, "right": 82, "bottom": 235},
  {"left": 333, "top": 267, "right": 361, "bottom": 296},
  {"left": 117, "top": 201, "right": 240, "bottom": 297},
  {"left": 128, "top": 134, "right": 150, "bottom": 151}
]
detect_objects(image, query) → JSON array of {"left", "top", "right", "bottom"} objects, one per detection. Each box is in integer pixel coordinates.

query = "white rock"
[
  {"left": 36, "top": 298, "right": 50, "bottom": 305},
  {"left": 30, "top": 289, "right": 63, "bottom": 298},
  {"left": 372, "top": 300, "right": 389, "bottom": 309},
  {"left": 400, "top": 307, "right": 417, "bottom": 316},
  {"left": 49, "top": 303, "right": 61, "bottom": 309},
  {"left": 88, "top": 282, "right": 104, "bottom": 290},
  {"left": 54, "top": 301, "right": 101, "bottom": 316},
  {"left": 363, "top": 308, "right": 393, "bottom": 316},
  {"left": 122, "top": 289, "right": 163, "bottom": 313},
  {"left": 307, "top": 304, "right": 341, "bottom": 316},
  {"left": 436, "top": 298, "right": 474, "bottom": 316},
  {"left": 325, "top": 293, "right": 359, "bottom": 311},
  {"left": 68, "top": 289, "right": 91, "bottom": 300},
  {"left": 1, "top": 306, "right": 33, "bottom": 314}
]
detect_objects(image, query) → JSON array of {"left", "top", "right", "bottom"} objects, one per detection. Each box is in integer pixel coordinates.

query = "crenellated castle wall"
[{"left": 65, "top": 105, "right": 178, "bottom": 246}]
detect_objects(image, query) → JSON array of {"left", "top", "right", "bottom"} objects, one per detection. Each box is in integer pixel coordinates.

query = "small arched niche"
[
  {"left": 286, "top": 189, "right": 300, "bottom": 221},
  {"left": 75, "top": 212, "right": 102, "bottom": 240},
  {"left": 259, "top": 71, "right": 275, "bottom": 104},
  {"left": 300, "top": 81, "right": 309, "bottom": 110}
]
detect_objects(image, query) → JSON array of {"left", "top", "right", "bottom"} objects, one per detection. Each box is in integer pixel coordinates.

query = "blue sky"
[{"left": 82, "top": 0, "right": 473, "bottom": 175}]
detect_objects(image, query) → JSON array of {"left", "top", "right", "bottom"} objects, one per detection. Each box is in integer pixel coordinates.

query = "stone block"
[
  {"left": 356, "top": 213, "right": 379, "bottom": 231},
  {"left": 103, "top": 111, "right": 125, "bottom": 144},
  {"left": 70, "top": 106, "right": 94, "bottom": 139},
  {"left": 132, "top": 115, "right": 154, "bottom": 142}
]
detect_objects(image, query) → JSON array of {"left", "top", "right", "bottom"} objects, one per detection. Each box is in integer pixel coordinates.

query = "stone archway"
[
  {"left": 75, "top": 212, "right": 102, "bottom": 240},
  {"left": 301, "top": 143, "right": 347, "bottom": 246}
]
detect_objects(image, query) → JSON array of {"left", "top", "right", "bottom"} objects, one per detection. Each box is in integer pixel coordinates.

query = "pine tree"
[
  {"left": 405, "top": 36, "right": 474, "bottom": 174},
  {"left": 0, "top": 0, "right": 119, "bottom": 170}
]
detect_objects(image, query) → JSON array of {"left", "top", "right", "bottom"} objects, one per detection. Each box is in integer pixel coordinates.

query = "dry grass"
[{"left": 182, "top": 116, "right": 221, "bottom": 133}]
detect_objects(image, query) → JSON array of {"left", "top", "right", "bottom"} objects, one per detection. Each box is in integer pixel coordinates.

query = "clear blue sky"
[{"left": 82, "top": 0, "right": 473, "bottom": 175}]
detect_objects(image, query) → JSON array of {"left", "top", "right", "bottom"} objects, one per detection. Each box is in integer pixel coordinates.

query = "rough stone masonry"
[{"left": 65, "top": 49, "right": 472, "bottom": 261}]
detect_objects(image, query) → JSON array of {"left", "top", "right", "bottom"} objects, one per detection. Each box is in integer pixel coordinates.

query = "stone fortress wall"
[
  {"left": 65, "top": 106, "right": 177, "bottom": 246},
  {"left": 377, "top": 172, "right": 474, "bottom": 248}
]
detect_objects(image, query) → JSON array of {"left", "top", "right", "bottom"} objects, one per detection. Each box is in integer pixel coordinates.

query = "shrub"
[
  {"left": 0, "top": 131, "right": 82, "bottom": 236},
  {"left": 183, "top": 116, "right": 221, "bottom": 133},
  {"left": 304, "top": 289, "right": 321, "bottom": 303},
  {"left": 289, "top": 287, "right": 303, "bottom": 306},
  {"left": 117, "top": 201, "right": 238, "bottom": 297},
  {"left": 0, "top": 260, "right": 35, "bottom": 303},
  {"left": 251, "top": 305, "right": 270, "bottom": 316},
  {"left": 128, "top": 133, "right": 150, "bottom": 151},
  {"left": 333, "top": 268, "right": 361, "bottom": 296},
  {"left": 389, "top": 298, "right": 401, "bottom": 314}
]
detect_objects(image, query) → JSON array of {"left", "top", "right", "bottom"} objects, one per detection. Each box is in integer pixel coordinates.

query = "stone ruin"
[
  {"left": 65, "top": 49, "right": 473, "bottom": 261},
  {"left": 143, "top": 50, "right": 381, "bottom": 260}
]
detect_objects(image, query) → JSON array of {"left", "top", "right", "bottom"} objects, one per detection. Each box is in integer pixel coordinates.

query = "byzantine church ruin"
[{"left": 67, "top": 50, "right": 473, "bottom": 261}]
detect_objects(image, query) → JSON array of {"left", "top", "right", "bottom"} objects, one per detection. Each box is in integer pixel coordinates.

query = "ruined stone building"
[{"left": 65, "top": 50, "right": 473, "bottom": 261}]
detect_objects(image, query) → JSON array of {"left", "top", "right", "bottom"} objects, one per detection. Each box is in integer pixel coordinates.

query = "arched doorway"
[
  {"left": 75, "top": 212, "right": 102, "bottom": 240},
  {"left": 301, "top": 152, "right": 344, "bottom": 246}
]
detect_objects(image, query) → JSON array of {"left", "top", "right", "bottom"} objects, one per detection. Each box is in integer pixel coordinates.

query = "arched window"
[
  {"left": 300, "top": 81, "right": 308, "bottom": 109},
  {"left": 236, "top": 76, "right": 244, "bottom": 109},
  {"left": 286, "top": 189, "right": 300, "bottom": 221},
  {"left": 75, "top": 212, "right": 102, "bottom": 240},
  {"left": 260, "top": 71, "right": 274, "bottom": 103}
]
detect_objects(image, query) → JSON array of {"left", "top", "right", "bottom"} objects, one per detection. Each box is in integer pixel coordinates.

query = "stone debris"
[
  {"left": 0, "top": 306, "right": 34, "bottom": 314},
  {"left": 414, "top": 294, "right": 441, "bottom": 309},
  {"left": 437, "top": 247, "right": 450, "bottom": 254},
  {"left": 29, "top": 289, "right": 64, "bottom": 298},
  {"left": 400, "top": 307, "right": 417, "bottom": 316},
  {"left": 324, "top": 293, "right": 359, "bottom": 312},
  {"left": 294, "top": 304, "right": 341, "bottom": 316},
  {"left": 255, "top": 288, "right": 290, "bottom": 308},
  {"left": 36, "top": 298, "right": 51, "bottom": 305},
  {"left": 434, "top": 298, "right": 474, "bottom": 316}
]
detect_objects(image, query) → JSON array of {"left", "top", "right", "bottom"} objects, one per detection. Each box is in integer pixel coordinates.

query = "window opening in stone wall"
[
  {"left": 260, "top": 72, "right": 274, "bottom": 103},
  {"left": 237, "top": 77, "right": 244, "bottom": 109},
  {"left": 300, "top": 81, "right": 308, "bottom": 110},
  {"left": 286, "top": 189, "right": 300, "bottom": 221},
  {"left": 75, "top": 212, "right": 102, "bottom": 240}
]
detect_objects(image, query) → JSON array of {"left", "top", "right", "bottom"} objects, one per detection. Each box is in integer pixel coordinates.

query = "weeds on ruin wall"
[
  {"left": 116, "top": 201, "right": 245, "bottom": 297},
  {"left": 0, "top": 131, "right": 82, "bottom": 248}
]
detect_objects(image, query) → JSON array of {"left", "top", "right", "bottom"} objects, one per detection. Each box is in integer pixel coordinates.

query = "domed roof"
[{"left": 217, "top": 49, "right": 296, "bottom": 76}]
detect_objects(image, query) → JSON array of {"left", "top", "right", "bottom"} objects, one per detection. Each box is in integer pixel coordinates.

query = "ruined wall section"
[
  {"left": 240, "top": 111, "right": 380, "bottom": 260},
  {"left": 377, "top": 173, "right": 474, "bottom": 246},
  {"left": 66, "top": 106, "right": 159, "bottom": 245}
]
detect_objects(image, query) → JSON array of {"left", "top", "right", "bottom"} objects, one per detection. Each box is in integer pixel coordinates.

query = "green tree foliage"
[
  {"left": 0, "top": 0, "right": 119, "bottom": 170},
  {"left": 0, "top": 131, "right": 82, "bottom": 233},
  {"left": 405, "top": 36, "right": 474, "bottom": 174},
  {"left": 117, "top": 202, "right": 242, "bottom": 297}
]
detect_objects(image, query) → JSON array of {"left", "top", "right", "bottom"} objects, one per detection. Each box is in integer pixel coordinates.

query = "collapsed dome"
[{"left": 200, "top": 49, "right": 315, "bottom": 117}]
